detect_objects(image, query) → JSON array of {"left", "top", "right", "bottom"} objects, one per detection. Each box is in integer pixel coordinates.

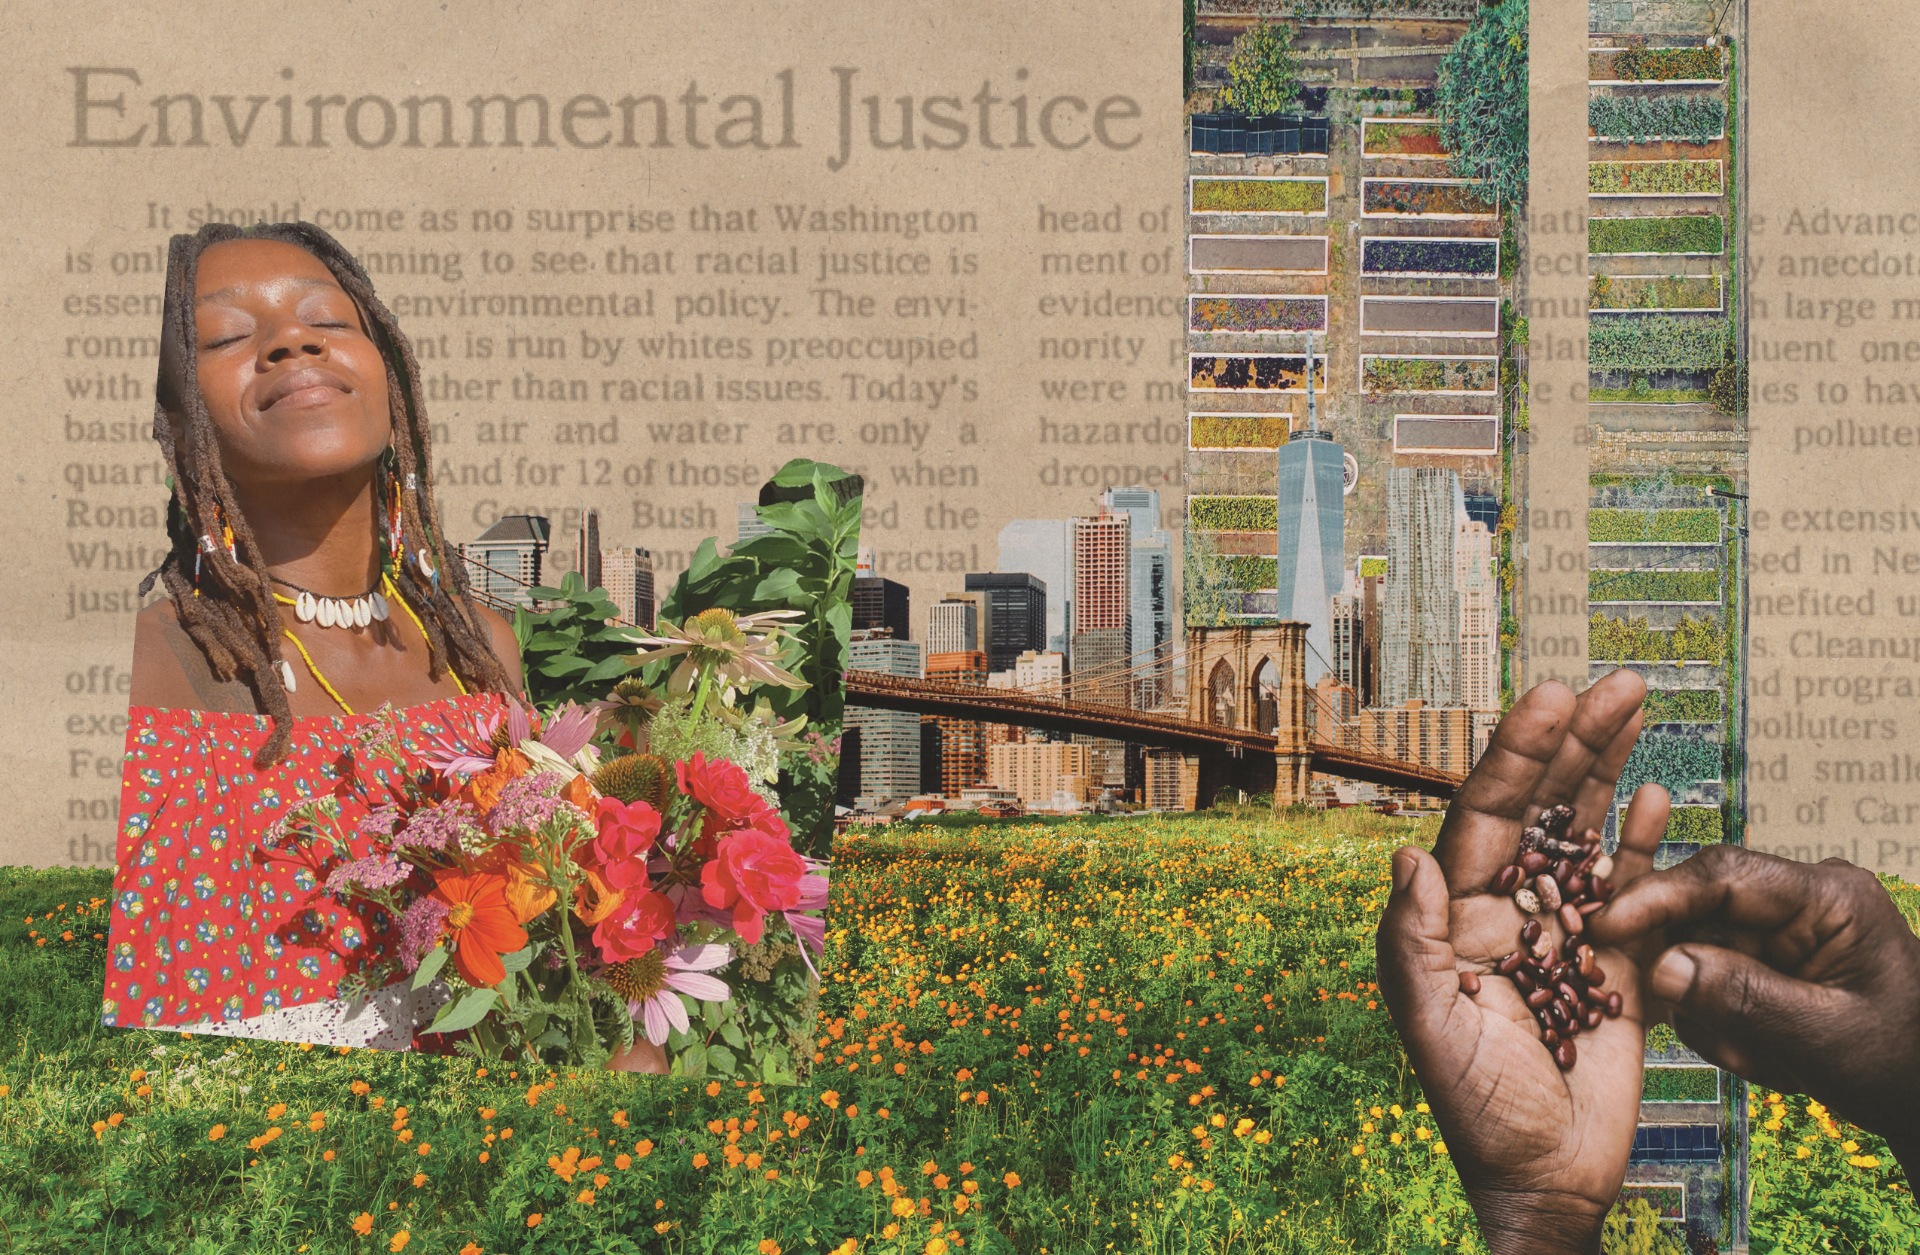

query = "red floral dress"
[{"left": 102, "top": 692, "right": 505, "bottom": 1041}]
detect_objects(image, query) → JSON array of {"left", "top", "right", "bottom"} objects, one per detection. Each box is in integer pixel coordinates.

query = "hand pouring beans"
[{"left": 1455, "top": 802, "right": 1623, "bottom": 1070}]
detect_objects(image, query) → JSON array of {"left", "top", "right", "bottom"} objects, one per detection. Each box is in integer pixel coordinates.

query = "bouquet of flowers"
[{"left": 261, "top": 607, "right": 830, "bottom": 1077}]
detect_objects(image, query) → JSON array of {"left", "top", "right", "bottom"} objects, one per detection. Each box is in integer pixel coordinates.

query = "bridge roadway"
[{"left": 842, "top": 671, "right": 1464, "bottom": 800}]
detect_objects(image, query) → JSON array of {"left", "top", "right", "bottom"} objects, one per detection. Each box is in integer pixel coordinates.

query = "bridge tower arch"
[{"left": 1184, "top": 625, "right": 1313, "bottom": 808}]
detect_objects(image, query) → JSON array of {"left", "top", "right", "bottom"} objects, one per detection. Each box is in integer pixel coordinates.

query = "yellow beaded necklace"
[{"left": 272, "top": 571, "right": 469, "bottom": 715}]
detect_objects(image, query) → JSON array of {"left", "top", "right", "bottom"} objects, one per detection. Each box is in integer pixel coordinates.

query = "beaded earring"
[
  {"left": 379, "top": 447, "right": 406, "bottom": 579},
  {"left": 193, "top": 501, "right": 236, "bottom": 591}
]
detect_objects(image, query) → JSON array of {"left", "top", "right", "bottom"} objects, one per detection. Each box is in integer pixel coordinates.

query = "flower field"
[{"left": 4, "top": 813, "right": 1916, "bottom": 1253}]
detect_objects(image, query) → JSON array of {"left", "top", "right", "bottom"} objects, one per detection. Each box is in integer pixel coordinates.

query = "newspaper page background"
[
  {"left": 1745, "top": 4, "right": 1920, "bottom": 877},
  {"left": 0, "top": 1, "right": 1181, "bottom": 867}
]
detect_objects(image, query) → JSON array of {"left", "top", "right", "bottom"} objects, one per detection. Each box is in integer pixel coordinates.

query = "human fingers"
[
  {"left": 1606, "top": 783, "right": 1670, "bottom": 890},
  {"left": 1584, "top": 845, "right": 1817, "bottom": 947},
  {"left": 1649, "top": 940, "right": 1852, "bottom": 1088},
  {"left": 1432, "top": 683, "right": 1576, "bottom": 891},
  {"left": 1538, "top": 668, "right": 1647, "bottom": 840},
  {"left": 1377, "top": 845, "right": 1476, "bottom": 1085}
]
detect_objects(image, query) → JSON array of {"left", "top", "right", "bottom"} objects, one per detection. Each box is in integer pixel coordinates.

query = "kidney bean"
[
  {"left": 1582, "top": 985, "right": 1609, "bottom": 1007},
  {"left": 1513, "top": 967, "right": 1537, "bottom": 993},
  {"left": 1522, "top": 919, "right": 1543, "bottom": 946},
  {"left": 1526, "top": 987, "right": 1554, "bottom": 1011},
  {"left": 1549, "top": 961, "right": 1571, "bottom": 985},
  {"left": 1587, "top": 964, "right": 1606, "bottom": 988},
  {"left": 1553, "top": 1039, "right": 1577, "bottom": 1071},
  {"left": 1543, "top": 1027, "right": 1560, "bottom": 1048},
  {"left": 1535, "top": 875, "right": 1563, "bottom": 912},
  {"left": 1579, "top": 899, "right": 1607, "bottom": 916},
  {"left": 1459, "top": 970, "right": 1481, "bottom": 996},
  {"left": 1575, "top": 945, "right": 1596, "bottom": 979},
  {"left": 1605, "top": 991, "right": 1623, "bottom": 1018},
  {"left": 1593, "top": 878, "right": 1614, "bottom": 902},
  {"left": 1584, "top": 1005, "right": 1604, "bottom": 1030},
  {"left": 1514, "top": 887, "right": 1542, "bottom": 915},
  {"left": 1560, "top": 903, "right": 1585, "bottom": 935},
  {"left": 1591, "top": 855, "right": 1614, "bottom": 881},
  {"left": 1530, "top": 935, "right": 1555, "bottom": 962},
  {"left": 1552, "top": 858, "right": 1573, "bottom": 885},
  {"left": 1520, "top": 851, "right": 1550, "bottom": 876},
  {"left": 1565, "top": 873, "right": 1588, "bottom": 899},
  {"left": 1491, "top": 864, "right": 1525, "bottom": 895},
  {"left": 1520, "top": 825, "right": 1547, "bottom": 852},
  {"left": 1557, "top": 981, "right": 1581, "bottom": 1007},
  {"left": 1496, "top": 950, "right": 1527, "bottom": 976}
]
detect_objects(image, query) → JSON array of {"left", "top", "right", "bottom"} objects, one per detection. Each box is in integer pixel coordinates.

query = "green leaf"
[
  {"left": 752, "top": 569, "right": 804, "bottom": 604},
  {"left": 705, "top": 1045, "right": 737, "bottom": 1075},
  {"left": 411, "top": 946, "right": 449, "bottom": 990},
  {"left": 536, "top": 655, "right": 595, "bottom": 678},
  {"left": 672, "top": 1041, "right": 708, "bottom": 1077},
  {"left": 702, "top": 998, "right": 727, "bottom": 1029},
  {"left": 499, "top": 947, "right": 533, "bottom": 974},
  {"left": 581, "top": 654, "right": 638, "bottom": 684},
  {"left": 719, "top": 1019, "right": 746, "bottom": 1050},
  {"left": 534, "top": 1028, "right": 570, "bottom": 1050},
  {"left": 424, "top": 987, "right": 497, "bottom": 1035}
]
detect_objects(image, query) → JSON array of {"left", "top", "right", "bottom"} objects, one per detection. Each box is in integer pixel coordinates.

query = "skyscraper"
[
  {"left": 459, "top": 515, "right": 551, "bottom": 611},
  {"left": 852, "top": 576, "right": 911, "bottom": 640},
  {"left": 1456, "top": 511, "right": 1500, "bottom": 711},
  {"left": 1071, "top": 511, "right": 1132, "bottom": 699},
  {"left": 997, "top": 518, "right": 1074, "bottom": 658},
  {"left": 1273, "top": 340, "right": 1346, "bottom": 684},
  {"left": 925, "top": 650, "right": 989, "bottom": 794},
  {"left": 601, "top": 547, "right": 656, "bottom": 628},
  {"left": 576, "top": 508, "right": 603, "bottom": 591},
  {"left": 963, "top": 572, "right": 1048, "bottom": 673},
  {"left": 927, "top": 598, "right": 980, "bottom": 655},
  {"left": 1381, "top": 468, "right": 1463, "bottom": 707},
  {"left": 1102, "top": 487, "right": 1174, "bottom": 707},
  {"left": 846, "top": 630, "right": 922, "bottom": 804}
]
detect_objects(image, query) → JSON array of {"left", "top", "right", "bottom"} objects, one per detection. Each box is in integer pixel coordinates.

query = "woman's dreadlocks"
[{"left": 138, "top": 221, "right": 517, "bottom": 767}]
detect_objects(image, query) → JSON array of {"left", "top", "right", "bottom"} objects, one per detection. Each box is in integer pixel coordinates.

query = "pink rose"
[
  {"left": 676, "top": 752, "right": 760, "bottom": 822},
  {"left": 699, "top": 829, "right": 807, "bottom": 945},
  {"left": 593, "top": 889, "right": 677, "bottom": 962},
  {"left": 591, "top": 798, "right": 661, "bottom": 890}
]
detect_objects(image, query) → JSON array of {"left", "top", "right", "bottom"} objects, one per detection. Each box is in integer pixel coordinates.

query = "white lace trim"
[{"left": 171, "top": 980, "right": 451, "bottom": 1051}]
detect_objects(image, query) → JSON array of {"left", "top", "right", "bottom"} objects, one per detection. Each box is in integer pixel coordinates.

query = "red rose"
[
  {"left": 676, "top": 752, "right": 760, "bottom": 822},
  {"left": 591, "top": 798, "right": 661, "bottom": 890},
  {"left": 699, "top": 829, "right": 806, "bottom": 945},
  {"left": 593, "top": 889, "right": 677, "bottom": 962}
]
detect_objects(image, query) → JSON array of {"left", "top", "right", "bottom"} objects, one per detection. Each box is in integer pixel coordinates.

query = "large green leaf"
[
  {"left": 411, "top": 946, "right": 449, "bottom": 990},
  {"left": 424, "top": 987, "right": 497, "bottom": 1035}
]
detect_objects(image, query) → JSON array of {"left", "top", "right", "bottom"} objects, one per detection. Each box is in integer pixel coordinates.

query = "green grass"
[
  {"left": 5, "top": 821, "right": 1915, "bottom": 1252},
  {"left": 1642, "top": 1067, "right": 1717, "bottom": 1103},
  {"left": 1588, "top": 386, "right": 1710, "bottom": 405},
  {"left": 1589, "top": 216, "right": 1724, "bottom": 255}
]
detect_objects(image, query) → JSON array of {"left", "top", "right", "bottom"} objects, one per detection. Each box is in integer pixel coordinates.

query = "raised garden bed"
[
  {"left": 1589, "top": 508, "right": 1722, "bottom": 543},
  {"left": 1188, "top": 415, "right": 1292, "bottom": 450},
  {"left": 1617, "top": 730, "right": 1724, "bottom": 795},
  {"left": 1189, "top": 295, "right": 1328, "bottom": 334},
  {"left": 1589, "top": 160, "right": 1724, "bottom": 197},
  {"left": 1361, "top": 179, "right": 1496, "bottom": 218},
  {"left": 1590, "top": 274, "right": 1722, "bottom": 313},
  {"left": 1589, "top": 94, "right": 1726, "bottom": 143},
  {"left": 1190, "top": 176, "right": 1328, "bottom": 216},
  {"left": 1590, "top": 46, "right": 1724, "bottom": 83},
  {"left": 1189, "top": 113, "right": 1330, "bottom": 157},
  {"left": 1642, "top": 1066, "right": 1719, "bottom": 1102},
  {"left": 1360, "top": 296, "right": 1500, "bottom": 337},
  {"left": 1590, "top": 612, "right": 1727, "bottom": 663},
  {"left": 1590, "top": 315, "right": 1730, "bottom": 374},
  {"left": 1643, "top": 688, "right": 1722, "bottom": 723},
  {"left": 1360, "top": 237, "right": 1499, "bottom": 278},
  {"left": 1190, "top": 354, "right": 1328, "bottom": 393},
  {"left": 1589, "top": 215, "right": 1724, "bottom": 255},
  {"left": 1190, "top": 495, "right": 1278, "bottom": 531},
  {"left": 1360, "top": 117, "right": 1449, "bottom": 158},
  {"left": 1590, "top": 569, "right": 1722, "bottom": 603},
  {"left": 1361, "top": 354, "right": 1498, "bottom": 394},
  {"left": 1393, "top": 415, "right": 1499, "bottom": 454},
  {"left": 1622, "top": 801, "right": 1726, "bottom": 845},
  {"left": 1189, "top": 234, "right": 1328, "bottom": 275},
  {"left": 1589, "top": 384, "right": 1710, "bottom": 404},
  {"left": 1218, "top": 555, "right": 1279, "bottom": 588}
]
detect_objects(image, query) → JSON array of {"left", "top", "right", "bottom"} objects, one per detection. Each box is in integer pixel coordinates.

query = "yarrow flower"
[
  {"left": 395, "top": 797, "right": 483, "bottom": 853},
  {"left": 325, "top": 852, "right": 412, "bottom": 895},
  {"left": 486, "top": 772, "right": 567, "bottom": 839},
  {"left": 397, "top": 897, "right": 451, "bottom": 973}
]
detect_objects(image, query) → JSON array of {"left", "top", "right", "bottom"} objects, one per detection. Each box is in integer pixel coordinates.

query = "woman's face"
[{"left": 173, "top": 238, "right": 393, "bottom": 489}]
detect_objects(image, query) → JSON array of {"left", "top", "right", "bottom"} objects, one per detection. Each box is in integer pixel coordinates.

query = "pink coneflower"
[
  {"left": 602, "top": 943, "right": 731, "bottom": 1046},
  {"left": 782, "top": 863, "right": 831, "bottom": 980}
]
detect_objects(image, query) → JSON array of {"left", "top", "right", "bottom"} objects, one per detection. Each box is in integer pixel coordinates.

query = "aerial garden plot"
[
  {"left": 1182, "top": 0, "right": 1522, "bottom": 648},
  {"left": 1586, "top": 4, "right": 1751, "bottom": 1243}
]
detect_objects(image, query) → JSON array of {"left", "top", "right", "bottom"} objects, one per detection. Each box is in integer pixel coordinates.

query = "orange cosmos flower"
[
  {"left": 430, "top": 870, "right": 528, "bottom": 988},
  {"left": 499, "top": 859, "right": 558, "bottom": 925}
]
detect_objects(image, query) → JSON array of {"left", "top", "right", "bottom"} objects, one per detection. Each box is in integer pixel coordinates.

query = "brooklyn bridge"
[{"left": 844, "top": 621, "right": 1466, "bottom": 810}]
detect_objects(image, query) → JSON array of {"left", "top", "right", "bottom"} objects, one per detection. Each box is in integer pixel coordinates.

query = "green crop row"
[
  {"left": 1589, "top": 160, "right": 1723, "bottom": 195},
  {"left": 1590, "top": 273, "right": 1720, "bottom": 311},
  {"left": 1192, "top": 179, "right": 1327, "bottom": 214},
  {"left": 1589, "top": 215, "right": 1724, "bottom": 255},
  {"left": 1588, "top": 508, "right": 1722, "bottom": 543},
  {"left": 1190, "top": 416, "right": 1290, "bottom": 449},
  {"left": 1361, "top": 356, "right": 1497, "bottom": 393},
  {"left": 1190, "top": 496, "right": 1279, "bottom": 531},
  {"left": 1589, "top": 93, "right": 1725, "bottom": 142},
  {"left": 1643, "top": 688, "right": 1722, "bottom": 722},
  {"left": 1590, "top": 570, "right": 1721, "bottom": 603},
  {"left": 1595, "top": 46, "right": 1724, "bottom": 81},
  {"left": 1617, "top": 730, "right": 1724, "bottom": 795},
  {"left": 1589, "top": 315, "right": 1730, "bottom": 373},
  {"left": 1589, "top": 612, "right": 1727, "bottom": 662}
]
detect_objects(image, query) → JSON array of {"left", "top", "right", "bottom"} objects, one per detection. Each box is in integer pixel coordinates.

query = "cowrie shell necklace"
[{"left": 271, "top": 576, "right": 390, "bottom": 631}]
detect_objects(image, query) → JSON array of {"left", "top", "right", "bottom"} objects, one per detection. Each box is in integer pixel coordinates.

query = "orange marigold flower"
[
  {"left": 350, "top": 1213, "right": 374, "bottom": 1236},
  {"left": 759, "top": 1242, "right": 782, "bottom": 1255},
  {"left": 636, "top": 1139, "right": 655, "bottom": 1157},
  {"left": 389, "top": 1233, "right": 410, "bottom": 1253},
  {"left": 324, "top": 1149, "right": 337, "bottom": 1161},
  {"left": 208, "top": 1124, "right": 227, "bottom": 1141},
  {"left": 706, "top": 1081, "right": 723, "bottom": 1097},
  {"left": 820, "top": 1090, "right": 840, "bottom": 1108},
  {"left": 1004, "top": 1171, "right": 1021, "bottom": 1188},
  {"left": 459, "top": 1244, "right": 482, "bottom": 1255},
  {"left": 693, "top": 1153, "right": 710, "bottom": 1169},
  {"left": 526, "top": 1213, "right": 543, "bottom": 1228},
  {"left": 351, "top": 1080, "right": 371, "bottom": 1095},
  {"left": 412, "top": 1172, "right": 427, "bottom": 1188}
]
